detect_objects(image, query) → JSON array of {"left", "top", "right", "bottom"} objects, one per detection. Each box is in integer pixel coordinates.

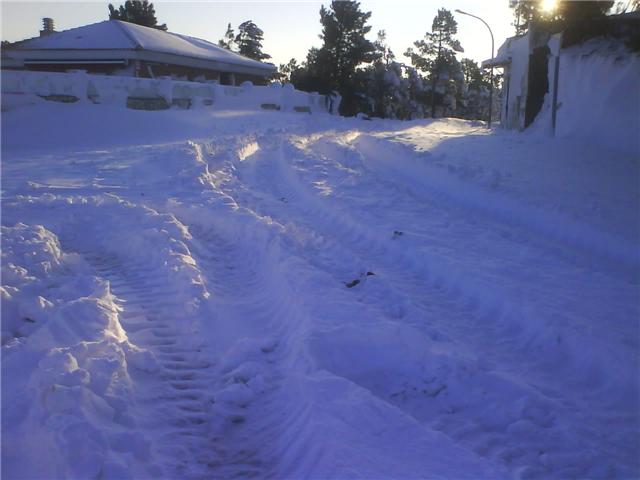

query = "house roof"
[
  {"left": 481, "top": 34, "right": 530, "bottom": 69},
  {"left": 7, "top": 20, "right": 276, "bottom": 75}
]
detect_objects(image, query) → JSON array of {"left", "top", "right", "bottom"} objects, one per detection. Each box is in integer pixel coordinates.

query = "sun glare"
[{"left": 541, "top": 0, "right": 558, "bottom": 12}]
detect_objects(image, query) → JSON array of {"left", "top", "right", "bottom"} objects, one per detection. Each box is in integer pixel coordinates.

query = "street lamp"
[{"left": 455, "top": 9, "right": 495, "bottom": 129}]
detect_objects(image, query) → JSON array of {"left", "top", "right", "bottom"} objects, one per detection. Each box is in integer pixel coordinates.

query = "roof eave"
[
  {"left": 5, "top": 48, "right": 276, "bottom": 76},
  {"left": 482, "top": 57, "right": 511, "bottom": 68}
]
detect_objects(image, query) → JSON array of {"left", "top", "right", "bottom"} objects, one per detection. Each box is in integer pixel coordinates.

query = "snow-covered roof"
[
  {"left": 9, "top": 20, "right": 275, "bottom": 75},
  {"left": 482, "top": 35, "right": 529, "bottom": 69}
]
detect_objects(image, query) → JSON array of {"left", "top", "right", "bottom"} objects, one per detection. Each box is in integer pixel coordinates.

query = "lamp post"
[{"left": 455, "top": 9, "right": 494, "bottom": 129}]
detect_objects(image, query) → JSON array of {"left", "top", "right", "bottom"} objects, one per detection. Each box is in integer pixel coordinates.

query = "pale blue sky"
[{"left": 1, "top": 1, "right": 516, "bottom": 67}]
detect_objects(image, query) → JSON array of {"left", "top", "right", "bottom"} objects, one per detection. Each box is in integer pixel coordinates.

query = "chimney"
[{"left": 40, "top": 18, "right": 55, "bottom": 37}]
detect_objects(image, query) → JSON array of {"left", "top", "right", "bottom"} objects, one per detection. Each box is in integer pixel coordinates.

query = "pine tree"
[
  {"left": 405, "top": 8, "right": 463, "bottom": 117},
  {"left": 459, "top": 58, "right": 491, "bottom": 119},
  {"left": 361, "top": 31, "right": 404, "bottom": 118},
  {"left": 290, "top": 48, "right": 326, "bottom": 93},
  {"left": 318, "top": 1, "right": 376, "bottom": 90},
  {"left": 510, "top": 0, "right": 613, "bottom": 35},
  {"left": 300, "top": 1, "right": 377, "bottom": 115},
  {"left": 511, "top": 0, "right": 539, "bottom": 35},
  {"left": 374, "top": 30, "right": 395, "bottom": 67},
  {"left": 218, "top": 23, "right": 236, "bottom": 51},
  {"left": 234, "top": 21, "right": 271, "bottom": 60},
  {"left": 460, "top": 58, "right": 485, "bottom": 89},
  {"left": 277, "top": 58, "right": 299, "bottom": 83},
  {"left": 108, "top": 1, "right": 167, "bottom": 30}
]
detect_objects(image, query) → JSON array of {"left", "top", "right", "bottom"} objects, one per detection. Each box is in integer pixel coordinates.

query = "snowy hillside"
[{"left": 2, "top": 98, "right": 639, "bottom": 479}]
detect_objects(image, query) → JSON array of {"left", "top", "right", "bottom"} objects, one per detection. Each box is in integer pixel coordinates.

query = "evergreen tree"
[
  {"left": 108, "top": 1, "right": 167, "bottom": 30},
  {"left": 235, "top": 21, "right": 271, "bottom": 61},
  {"left": 299, "top": 0, "right": 377, "bottom": 115},
  {"left": 459, "top": 58, "right": 491, "bottom": 120},
  {"left": 460, "top": 58, "right": 485, "bottom": 90},
  {"left": 405, "top": 8, "right": 463, "bottom": 117},
  {"left": 317, "top": 2, "right": 376, "bottom": 90},
  {"left": 218, "top": 23, "right": 236, "bottom": 51},
  {"left": 510, "top": 0, "right": 613, "bottom": 35},
  {"left": 290, "top": 47, "right": 326, "bottom": 93},
  {"left": 277, "top": 58, "right": 299, "bottom": 83},
  {"left": 374, "top": 30, "right": 395, "bottom": 66},
  {"left": 511, "top": 0, "right": 539, "bottom": 35}
]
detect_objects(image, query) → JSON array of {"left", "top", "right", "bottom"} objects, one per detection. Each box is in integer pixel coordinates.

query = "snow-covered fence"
[{"left": 1, "top": 70, "right": 339, "bottom": 114}]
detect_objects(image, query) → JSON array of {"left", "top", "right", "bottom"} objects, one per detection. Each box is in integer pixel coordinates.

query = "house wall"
[
  {"left": 8, "top": 60, "right": 267, "bottom": 86},
  {"left": 500, "top": 34, "right": 531, "bottom": 130},
  {"left": 23, "top": 63, "right": 126, "bottom": 76},
  {"left": 497, "top": 28, "right": 556, "bottom": 131}
]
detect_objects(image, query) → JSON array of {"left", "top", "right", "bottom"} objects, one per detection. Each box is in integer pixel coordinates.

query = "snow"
[
  {"left": 10, "top": 20, "right": 275, "bottom": 72},
  {"left": 494, "top": 33, "right": 531, "bottom": 130},
  {"left": 2, "top": 100, "right": 639, "bottom": 479},
  {"left": 551, "top": 39, "right": 640, "bottom": 156},
  {"left": 529, "top": 36, "right": 640, "bottom": 157},
  {"left": 2, "top": 71, "right": 330, "bottom": 114},
  {"left": 493, "top": 33, "right": 639, "bottom": 157}
]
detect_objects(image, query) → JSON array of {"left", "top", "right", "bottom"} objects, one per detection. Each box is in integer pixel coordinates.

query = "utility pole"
[{"left": 455, "top": 9, "right": 495, "bottom": 128}]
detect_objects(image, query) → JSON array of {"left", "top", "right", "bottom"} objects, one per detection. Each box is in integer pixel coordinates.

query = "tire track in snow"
[
  {"left": 176, "top": 140, "right": 361, "bottom": 478},
  {"left": 180, "top": 220, "right": 322, "bottom": 479},
  {"left": 219, "top": 135, "right": 638, "bottom": 478},
  {"left": 81, "top": 252, "right": 220, "bottom": 480},
  {"left": 288, "top": 133, "right": 638, "bottom": 378}
]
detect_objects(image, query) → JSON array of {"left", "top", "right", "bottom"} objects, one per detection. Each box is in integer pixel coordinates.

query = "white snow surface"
[
  {"left": 532, "top": 38, "right": 640, "bottom": 156},
  {"left": 2, "top": 100, "right": 639, "bottom": 479}
]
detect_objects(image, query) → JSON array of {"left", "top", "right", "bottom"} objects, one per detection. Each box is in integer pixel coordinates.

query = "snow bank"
[
  {"left": 554, "top": 39, "right": 640, "bottom": 155},
  {"left": 2, "top": 193, "right": 208, "bottom": 313},
  {"left": 529, "top": 38, "right": 640, "bottom": 156},
  {"left": 1, "top": 70, "right": 331, "bottom": 114},
  {"left": 354, "top": 131, "right": 640, "bottom": 267},
  {"left": 1, "top": 224, "right": 158, "bottom": 479}
]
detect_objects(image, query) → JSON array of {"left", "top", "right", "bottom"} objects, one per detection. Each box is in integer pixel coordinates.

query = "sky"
[{"left": 0, "top": 1, "right": 516, "bottom": 67}]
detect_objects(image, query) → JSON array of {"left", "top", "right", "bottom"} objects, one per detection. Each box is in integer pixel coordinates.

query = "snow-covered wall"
[
  {"left": 529, "top": 38, "right": 639, "bottom": 156},
  {"left": 1, "top": 70, "right": 335, "bottom": 114},
  {"left": 499, "top": 34, "right": 531, "bottom": 130},
  {"left": 553, "top": 40, "right": 640, "bottom": 156}
]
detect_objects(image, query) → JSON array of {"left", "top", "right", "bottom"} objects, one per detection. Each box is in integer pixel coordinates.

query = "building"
[
  {"left": 483, "top": 12, "right": 640, "bottom": 133},
  {"left": 2, "top": 19, "right": 276, "bottom": 85},
  {"left": 482, "top": 27, "right": 557, "bottom": 131}
]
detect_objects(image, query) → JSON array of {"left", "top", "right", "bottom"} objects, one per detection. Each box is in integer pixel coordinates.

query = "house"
[
  {"left": 2, "top": 19, "right": 276, "bottom": 85},
  {"left": 482, "top": 26, "right": 556, "bottom": 131}
]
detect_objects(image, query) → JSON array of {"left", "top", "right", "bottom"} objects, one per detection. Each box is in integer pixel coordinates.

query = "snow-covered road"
[{"left": 2, "top": 103, "right": 639, "bottom": 479}]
